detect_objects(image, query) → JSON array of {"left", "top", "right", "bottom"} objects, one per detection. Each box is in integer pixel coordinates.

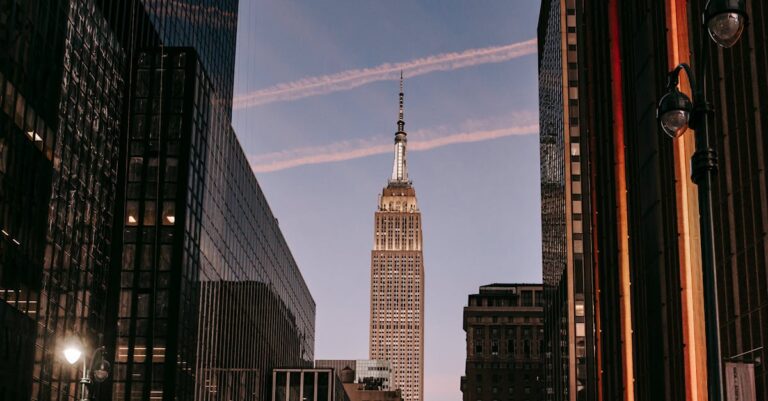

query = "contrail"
[
  {"left": 249, "top": 123, "right": 539, "bottom": 173},
  {"left": 233, "top": 38, "right": 537, "bottom": 109}
]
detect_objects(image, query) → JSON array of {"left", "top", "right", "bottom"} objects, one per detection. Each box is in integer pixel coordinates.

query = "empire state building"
[{"left": 369, "top": 74, "right": 424, "bottom": 401}]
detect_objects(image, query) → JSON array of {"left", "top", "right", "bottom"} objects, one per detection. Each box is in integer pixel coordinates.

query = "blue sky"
[{"left": 232, "top": 2, "right": 542, "bottom": 400}]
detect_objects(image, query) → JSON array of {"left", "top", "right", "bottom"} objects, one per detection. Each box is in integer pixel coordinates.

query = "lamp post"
[
  {"left": 656, "top": 1, "right": 748, "bottom": 401},
  {"left": 63, "top": 336, "right": 111, "bottom": 401}
]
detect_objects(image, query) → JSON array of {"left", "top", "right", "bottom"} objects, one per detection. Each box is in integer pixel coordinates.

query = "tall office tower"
[
  {"left": 111, "top": 45, "right": 315, "bottom": 401},
  {"left": 0, "top": 1, "right": 126, "bottom": 400},
  {"left": 369, "top": 76, "right": 424, "bottom": 401},
  {"left": 537, "top": 1, "right": 599, "bottom": 400},
  {"left": 460, "top": 284, "right": 545, "bottom": 401}
]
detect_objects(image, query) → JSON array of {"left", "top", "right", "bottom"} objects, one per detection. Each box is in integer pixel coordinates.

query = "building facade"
[
  {"left": 110, "top": 45, "right": 314, "bottom": 401},
  {"left": 460, "top": 284, "right": 545, "bottom": 401},
  {"left": 538, "top": 0, "right": 768, "bottom": 401},
  {"left": 369, "top": 76, "right": 424, "bottom": 401},
  {"left": 537, "top": 1, "right": 600, "bottom": 400},
  {"left": 0, "top": 1, "right": 126, "bottom": 400}
]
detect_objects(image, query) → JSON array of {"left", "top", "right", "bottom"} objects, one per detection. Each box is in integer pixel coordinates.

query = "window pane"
[
  {"left": 123, "top": 245, "right": 136, "bottom": 271},
  {"left": 141, "top": 245, "right": 154, "bottom": 270},
  {"left": 144, "top": 201, "right": 156, "bottom": 225},
  {"left": 162, "top": 202, "right": 175, "bottom": 225},
  {"left": 159, "top": 245, "right": 172, "bottom": 271},
  {"left": 126, "top": 201, "right": 139, "bottom": 226},
  {"left": 164, "top": 158, "right": 178, "bottom": 182},
  {"left": 129, "top": 157, "right": 143, "bottom": 181}
]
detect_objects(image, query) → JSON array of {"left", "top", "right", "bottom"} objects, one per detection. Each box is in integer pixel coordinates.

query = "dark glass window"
[
  {"left": 144, "top": 201, "right": 157, "bottom": 225},
  {"left": 129, "top": 157, "right": 143, "bottom": 181},
  {"left": 158, "top": 245, "right": 172, "bottom": 271},
  {"left": 317, "top": 372, "right": 329, "bottom": 401},
  {"left": 123, "top": 245, "right": 136, "bottom": 270}
]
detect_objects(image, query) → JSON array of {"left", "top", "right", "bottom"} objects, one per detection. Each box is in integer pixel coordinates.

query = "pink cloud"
[
  {"left": 233, "top": 38, "right": 537, "bottom": 109},
  {"left": 248, "top": 122, "right": 539, "bottom": 174}
]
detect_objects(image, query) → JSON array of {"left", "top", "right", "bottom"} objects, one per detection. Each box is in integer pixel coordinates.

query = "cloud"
[
  {"left": 248, "top": 116, "right": 539, "bottom": 173},
  {"left": 233, "top": 38, "right": 537, "bottom": 109}
]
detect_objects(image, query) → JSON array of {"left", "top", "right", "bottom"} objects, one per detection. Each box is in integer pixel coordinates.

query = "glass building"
[
  {"left": 538, "top": 1, "right": 599, "bottom": 400},
  {"left": 0, "top": 1, "right": 125, "bottom": 400},
  {"left": 1, "top": 1, "right": 316, "bottom": 401},
  {"left": 110, "top": 37, "right": 315, "bottom": 401}
]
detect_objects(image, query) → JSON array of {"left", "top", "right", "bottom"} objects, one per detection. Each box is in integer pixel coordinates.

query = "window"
[
  {"left": 143, "top": 201, "right": 156, "bottom": 225},
  {"left": 570, "top": 142, "right": 580, "bottom": 156},
  {"left": 164, "top": 158, "right": 178, "bottom": 181},
  {"left": 162, "top": 202, "right": 175, "bottom": 225},
  {"left": 158, "top": 245, "right": 173, "bottom": 271},
  {"left": 123, "top": 245, "right": 136, "bottom": 271},
  {"left": 126, "top": 201, "right": 139, "bottom": 226}
]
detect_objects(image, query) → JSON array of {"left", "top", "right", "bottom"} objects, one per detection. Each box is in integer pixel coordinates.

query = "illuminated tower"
[{"left": 369, "top": 73, "right": 425, "bottom": 401}]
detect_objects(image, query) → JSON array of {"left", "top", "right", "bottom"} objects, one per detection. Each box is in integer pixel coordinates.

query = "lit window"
[
  {"left": 126, "top": 201, "right": 139, "bottom": 226},
  {"left": 162, "top": 202, "right": 175, "bottom": 225},
  {"left": 570, "top": 143, "right": 580, "bottom": 156}
]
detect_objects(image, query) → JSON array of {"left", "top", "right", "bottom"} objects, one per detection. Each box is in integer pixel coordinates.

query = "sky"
[{"left": 231, "top": 2, "right": 542, "bottom": 400}]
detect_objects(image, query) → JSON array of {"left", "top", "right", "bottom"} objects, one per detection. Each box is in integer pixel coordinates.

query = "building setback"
[
  {"left": 460, "top": 284, "right": 545, "bottom": 401},
  {"left": 538, "top": 0, "right": 768, "bottom": 401},
  {"left": 369, "top": 75, "right": 425, "bottom": 401}
]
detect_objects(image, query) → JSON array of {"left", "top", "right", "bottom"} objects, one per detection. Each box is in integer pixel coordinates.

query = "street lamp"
[
  {"left": 705, "top": 0, "right": 748, "bottom": 48},
  {"left": 62, "top": 336, "right": 111, "bottom": 401},
  {"left": 656, "top": 2, "right": 747, "bottom": 401}
]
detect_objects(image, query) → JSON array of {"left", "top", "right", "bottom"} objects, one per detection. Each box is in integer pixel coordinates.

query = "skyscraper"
[
  {"left": 538, "top": 1, "right": 599, "bottom": 400},
  {"left": 369, "top": 75, "right": 424, "bottom": 401}
]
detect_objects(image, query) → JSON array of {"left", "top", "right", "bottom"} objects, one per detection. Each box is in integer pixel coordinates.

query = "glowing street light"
[{"left": 61, "top": 336, "right": 110, "bottom": 401}]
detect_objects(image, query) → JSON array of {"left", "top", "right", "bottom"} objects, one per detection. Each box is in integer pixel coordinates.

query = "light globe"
[
  {"left": 657, "top": 88, "right": 693, "bottom": 138},
  {"left": 62, "top": 337, "right": 84, "bottom": 365},
  {"left": 705, "top": 0, "right": 748, "bottom": 48}
]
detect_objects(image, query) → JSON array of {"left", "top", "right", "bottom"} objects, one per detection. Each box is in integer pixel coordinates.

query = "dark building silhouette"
[
  {"left": 538, "top": 1, "right": 768, "bottom": 401},
  {"left": 0, "top": 2, "right": 315, "bottom": 401},
  {"left": 460, "top": 284, "right": 545, "bottom": 401},
  {"left": 0, "top": 1, "right": 128, "bottom": 400}
]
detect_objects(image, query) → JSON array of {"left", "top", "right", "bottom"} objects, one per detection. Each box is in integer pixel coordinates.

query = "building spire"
[
  {"left": 390, "top": 71, "right": 409, "bottom": 184},
  {"left": 398, "top": 70, "right": 405, "bottom": 132}
]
